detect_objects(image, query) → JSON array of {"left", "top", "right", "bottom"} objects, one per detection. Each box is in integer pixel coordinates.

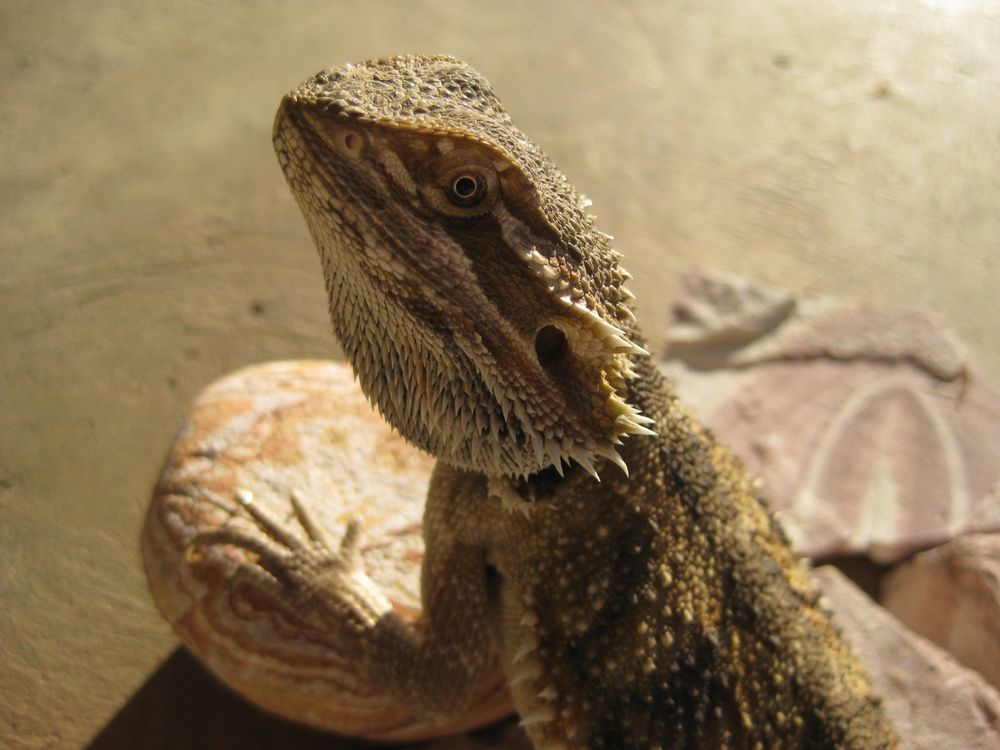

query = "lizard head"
[{"left": 273, "top": 55, "right": 655, "bottom": 480}]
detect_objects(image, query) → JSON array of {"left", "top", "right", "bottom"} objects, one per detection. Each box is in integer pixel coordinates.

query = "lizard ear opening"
[{"left": 535, "top": 324, "right": 568, "bottom": 369}]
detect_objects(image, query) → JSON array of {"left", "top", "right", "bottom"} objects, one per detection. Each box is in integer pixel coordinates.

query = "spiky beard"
[{"left": 325, "top": 250, "right": 655, "bottom": 483}]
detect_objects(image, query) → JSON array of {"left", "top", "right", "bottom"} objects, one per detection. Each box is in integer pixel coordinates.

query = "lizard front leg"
[{"left": 193, "top": 488, "right": 496, "bottom": 723}]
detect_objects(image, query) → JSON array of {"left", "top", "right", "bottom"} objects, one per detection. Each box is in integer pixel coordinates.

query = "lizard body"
[{"left": 220, "top": 55, "right": 896, "bottom": 748}]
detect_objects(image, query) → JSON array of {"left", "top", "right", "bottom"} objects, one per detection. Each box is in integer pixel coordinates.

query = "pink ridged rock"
[
  {"left": 814, "top": 565, "right": 1000, "bottom": 750},
  {"left": 881, "top": 533, "right": 1000, "bottom": 691},
  {"left": 662, "top": 271, "right": 1000, "bottom": 563}
]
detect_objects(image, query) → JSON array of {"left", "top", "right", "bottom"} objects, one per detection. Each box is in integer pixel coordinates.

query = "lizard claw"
[
  {"left": 191, "top": 488, "right": 390, "bottom": 631},
  {"left": 339, "top": 518, "right": 364, "bottom": 569}
]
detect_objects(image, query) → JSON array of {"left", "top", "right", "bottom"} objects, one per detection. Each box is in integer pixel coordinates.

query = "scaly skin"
[{"left": 255, "top": 55, "right": 897, "bottom": 748}]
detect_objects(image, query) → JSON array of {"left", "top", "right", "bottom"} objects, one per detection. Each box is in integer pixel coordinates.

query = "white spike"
[
  {"left": 492, "top": 434, "right": 503, "bottom": 468},
  {"left": 510, "top": 658, "right": 543, "bottom": 685},
  {"left": 621, "top": 421, "right": 657, "bottom": 437},
  {"left": 497, "top": 396, "right": 511, "bottom": 423},
  {"left": 519, "top": 704, "right": 556, "bottom": 727},
  {"left": 490, "top": 476, "right": 523, "bottom": 515},
  {"left": 513, "top": 638, "right": 538, "bottom": 664},
  {"left": 608, "top": 334, "right": 634, "bottom": 351},
  {"left": 588, "top": 314, "right": 626, "bottom": 338},
  {"left": 608, "top": 334, "right": 650, "bottom": 356},
  {"left": 512, "top": 400, "right": 531, "bottom": 431},
  {"left": 573, "top": 451, "right": 601, "bottom": 481},
  {"left": 545, "top": 437, "right": 564, "bottom": 466},
  {"left": 538, "top": 684, "right": 559, "bottom": 701},
  {"left": 595, "top": 444, "right": 629, "bottom": 477},
  {"left": 531, "top": 435, "right": 547, "bottom": 470}
]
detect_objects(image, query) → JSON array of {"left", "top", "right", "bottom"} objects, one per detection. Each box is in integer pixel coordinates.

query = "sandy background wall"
[{"left": 2, "top": 1, "right": 998, "bottom": 747}]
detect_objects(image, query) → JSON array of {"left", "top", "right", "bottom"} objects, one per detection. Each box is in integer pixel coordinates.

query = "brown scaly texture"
[{"left": 240, "top": 55, "right": 898, "bottom": 748}]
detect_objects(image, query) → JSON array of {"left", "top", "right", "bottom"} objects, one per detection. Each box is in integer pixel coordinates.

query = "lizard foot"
[{"left": 192, "top": 488, "right": 394, "bottom": 635}]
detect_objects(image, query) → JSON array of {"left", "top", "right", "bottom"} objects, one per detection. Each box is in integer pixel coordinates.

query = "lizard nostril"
[
  {"left": 334, "top": 129, "right": 365, "bottom": 158},
  {"left": 535, "top": 325, "right": 568, "bottom": 369}
]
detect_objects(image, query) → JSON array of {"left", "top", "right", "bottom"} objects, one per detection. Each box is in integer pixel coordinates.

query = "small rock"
[
  {"left": 666, "top": 272, "right": 967, "bottom": 381},
  {"left": 667, "top": 271, "right": 797, "bottom": 360},
  {"left": 814, "top": 565, "right": 1000, "bottom": 750},
  {"left": 881, "top": 533, "right": 1000, "bottom": 690}
]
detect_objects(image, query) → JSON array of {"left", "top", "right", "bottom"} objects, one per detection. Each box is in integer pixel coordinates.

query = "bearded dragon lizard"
[{"left": 205, "top": 55, "right": 897, "bottom": 749}]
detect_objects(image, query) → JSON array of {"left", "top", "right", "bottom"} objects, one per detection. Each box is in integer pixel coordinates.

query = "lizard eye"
[
  {"left": 446, "top": 173, "right": 488, "bottom": 207},
  {"left": 419, "top": 160, "right": 498, "bottom": 219}
]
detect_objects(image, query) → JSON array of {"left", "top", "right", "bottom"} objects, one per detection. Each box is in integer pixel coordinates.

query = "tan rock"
[
  {"left": 814, "top": 565, "right": 1000, "bottom": 750},
  {"left": 881, "top": 533, "right": 1000, "bottom": 690},
  {"left": 662, "top": 271, "right": 1000, "bottom": 563}
]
